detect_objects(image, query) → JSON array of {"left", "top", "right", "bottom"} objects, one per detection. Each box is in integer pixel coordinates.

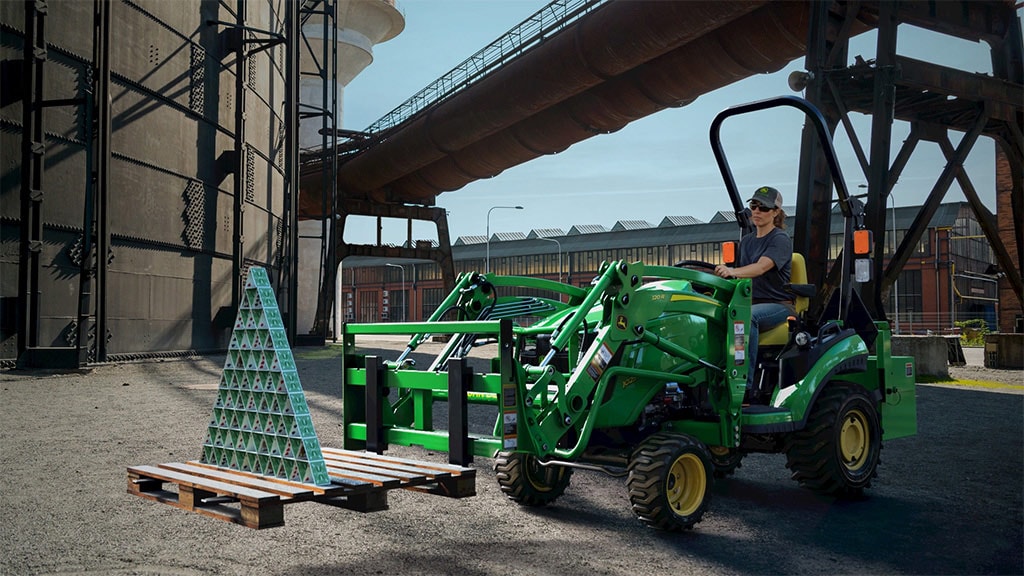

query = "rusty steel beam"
[
  {"left": 828, "top": 56, "right": 1022, "bottom": 133},
  {"left": 320, "top": 1, "right": 771, "bottom": 201},
  {"left": 373, "top": 1, "right": 874, "bottom": 205}
]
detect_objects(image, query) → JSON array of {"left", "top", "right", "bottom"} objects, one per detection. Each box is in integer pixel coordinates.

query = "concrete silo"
[{"left": 296, "top": 0, "right": 404, "bottom": 337}]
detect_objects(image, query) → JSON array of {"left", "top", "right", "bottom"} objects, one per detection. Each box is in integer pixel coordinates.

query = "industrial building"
[{"left": 339, "top": 201, "right": 1001, "bottom": 335}]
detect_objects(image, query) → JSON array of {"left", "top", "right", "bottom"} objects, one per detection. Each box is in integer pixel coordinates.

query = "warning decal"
[
  {"left": 734, "top": 321, "right": 746, "bottom": 365},
  {"left": 586, "top": 342, "right": 613, "bottom": 380}
]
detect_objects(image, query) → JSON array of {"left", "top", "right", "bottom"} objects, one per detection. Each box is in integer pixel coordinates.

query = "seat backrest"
[{"left": 791, "top": 253, "right": 809, "bottom": 314}]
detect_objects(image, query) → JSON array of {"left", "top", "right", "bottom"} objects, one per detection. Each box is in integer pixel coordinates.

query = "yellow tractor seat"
[{"left": 758, "top": 253, "right": 811, "bottom": 346}]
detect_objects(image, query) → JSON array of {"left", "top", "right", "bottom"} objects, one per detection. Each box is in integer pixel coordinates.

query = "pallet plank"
[
  {"left": 184, "top": 460, "right": 371, "bottom": 493},
  {"left": 322, "top": 448, "right": 472, "bottom": 474},
  {"left": 322, "top": 452, "right": 454, "bottom": 479},
  {"left": 157, "top": 463, "right": 313, "bottom": 499},
  {"left": 128, "top": 465, "right": 278, "bottom": 502},
  {"left": 324, "top": 465, "right": 403, "bottom": 488},
  {"left": 323, "top": 458, "right": 441, "bottom": 482},
  {"left": 128, "top": 466, "right": 284, "bottom": 529}
]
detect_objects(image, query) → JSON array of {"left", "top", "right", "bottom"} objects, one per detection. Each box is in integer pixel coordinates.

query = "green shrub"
[{"left": 955, "top": 319, "right": 989, "bottom": 347}]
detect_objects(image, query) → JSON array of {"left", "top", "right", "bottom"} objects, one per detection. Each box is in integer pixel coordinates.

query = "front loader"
[{"left": 340, "top": 97, "right": 917, "bottom": 530}]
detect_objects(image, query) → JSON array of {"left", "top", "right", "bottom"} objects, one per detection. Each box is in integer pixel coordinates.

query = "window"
[
  {"left": 357, "top": 290, "right": 379, "bottom": 323},
  {"left": 421, "top": 288, "right": 444, "bottom": 320},
  {"left": 887, "top": 269, "right": 922, "bottom": 332},
  {"left": 390, "top": 289, "right": 408, "bottom": 322}
]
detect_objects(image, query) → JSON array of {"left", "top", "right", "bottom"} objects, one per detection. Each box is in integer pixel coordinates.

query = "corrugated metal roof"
[
  {"left": 491, "top": 232, "right": 527, "bottom": 242},
  {"left": 567, "top": 224, "right": 608, "bottom": 235},
  {"left": 403, "top": 239, "right": 439, "bottom": 248},
  {"left": 659, "top": 216, "right": 703, "bottom": 227},
  {"left": 446, "top": 201, "right": 966, "bottom": 260},
  {"left": 710, "top": 211, "right": 737, "bottom": 223},
  {"left": 454, "top": 235, "right": 487, "bottom": 246},
  {"left": 527, "top": 228, "right": 566, "bottom": 238},
  {"left": 611, "top": 220, "right": 654, "bottom": 231}
]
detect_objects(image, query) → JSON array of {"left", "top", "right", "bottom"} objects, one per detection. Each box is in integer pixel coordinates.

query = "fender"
[{"left": 772, "top": 331, "right": 869, "bottom": 428}]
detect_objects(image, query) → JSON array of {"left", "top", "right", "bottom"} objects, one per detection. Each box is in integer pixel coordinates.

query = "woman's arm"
[{"left": 714, "top": 256, "right": 774, "bottom": 279}]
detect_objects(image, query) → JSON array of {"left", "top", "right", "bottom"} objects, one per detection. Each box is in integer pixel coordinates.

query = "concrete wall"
[
  {"left": 892, "top": 336, "right": 949, "bottom": 378},
  {"left": 984, "top": 333, "right": 1024, "bottom": 369}
]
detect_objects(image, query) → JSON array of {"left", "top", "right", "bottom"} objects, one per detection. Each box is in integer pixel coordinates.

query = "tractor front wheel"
[
  {"left": 785, "top": 383, "right": 881, "bottom": 497},
  {"left": 494, "top": 451, "right": 572, "bottom": 506},
  {"left": 627, "top": 432, "right": 712, "bottom": 531}
]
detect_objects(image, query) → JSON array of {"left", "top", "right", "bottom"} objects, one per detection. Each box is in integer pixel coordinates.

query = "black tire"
[
  {"left": 785, "top": 383, "right": 882, "bottom": 497},
  {"left": 708, "top": 446, "right": 744, "bottom": 478},
  {"left": 627, "top": 432, "right": 713, "bottom": 531},
  {"left": 493, "top": 451, "right": 572, "bottom": 506}
]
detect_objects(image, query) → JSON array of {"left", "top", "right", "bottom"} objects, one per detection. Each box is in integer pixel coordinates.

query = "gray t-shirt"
[{"left": 739, "top": 228, "right": 792, "bottom": 302}]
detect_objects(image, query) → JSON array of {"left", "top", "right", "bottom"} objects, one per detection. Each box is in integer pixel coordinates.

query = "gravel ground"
[{"left": 1, "top": 339, "right": 1021, "bottom": 576}]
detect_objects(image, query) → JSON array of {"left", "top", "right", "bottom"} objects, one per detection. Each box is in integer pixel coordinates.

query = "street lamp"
[
  {"left": 537, "top": 237, "right": 562, "bottom": 283},
  {"left": 384, "top": 263, "right": 406, "bottom": 322},
  {"left": 486, "top": 205, "right": 523, "bottom": 273}
]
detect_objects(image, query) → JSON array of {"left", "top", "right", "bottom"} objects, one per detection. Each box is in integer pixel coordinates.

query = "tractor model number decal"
[
  {"left": 586, "top": 342, "right": 613, "bottom": 380},
  {"left": 733, "top": 321, "right": 745, "bottom": 365},
  {"left": 501, "top": 383, "right": 518, "bottom": 449}
]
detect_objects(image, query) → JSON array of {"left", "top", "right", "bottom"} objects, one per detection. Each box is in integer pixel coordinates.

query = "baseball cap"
[{"left": 748, "top": 186, "right": 783, "bottom": 209}]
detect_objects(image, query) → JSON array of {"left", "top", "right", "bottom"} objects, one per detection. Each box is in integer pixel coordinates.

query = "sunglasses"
[{"left": 749, "top": 203, "right": 775, "bottom": 213}]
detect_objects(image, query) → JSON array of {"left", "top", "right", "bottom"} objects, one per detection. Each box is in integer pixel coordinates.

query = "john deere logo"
[{"left": 616, "top": 315, "right": 628, "bottom": 330}]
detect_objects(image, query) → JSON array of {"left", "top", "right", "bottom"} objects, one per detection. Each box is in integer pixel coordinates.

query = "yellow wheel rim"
[
  {"left": 525, "top": 457, "right": 555, "bottom": 492},
  {"left": 840, "top": 408, "right": 869, "bottom": 471},
  {"left": 666, "top": 453, "right": 706, "bottom": 517}
]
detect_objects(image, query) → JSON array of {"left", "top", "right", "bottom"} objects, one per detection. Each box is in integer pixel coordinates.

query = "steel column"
[
  {"left": 17, "top": 0, "right": 47, "bottom": 362},
  {"left": 862, "top": 1, "right": 898, "bottom": 319},
  {"left": 282, "top": 0, "right": 300, "bottom": 342},
  {"left": 793, "top": 0, "right": 838, "bottom": 289},
  {"left": 231, "top": 0, "right": 247, "bottom": 315}
]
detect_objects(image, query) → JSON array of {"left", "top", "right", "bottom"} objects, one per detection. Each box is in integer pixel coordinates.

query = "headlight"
[{"left": 794, "top": 331, "right": 811, "bottom": 348}]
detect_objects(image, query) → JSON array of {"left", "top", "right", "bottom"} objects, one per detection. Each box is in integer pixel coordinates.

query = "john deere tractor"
[{"left": 340, "top": 97, "right": 917, "bottom": 531}]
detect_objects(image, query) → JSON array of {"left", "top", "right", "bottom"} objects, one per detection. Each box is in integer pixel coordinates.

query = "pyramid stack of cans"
[{"left": 200, "top": 267, "right": 331, "bottom": 486}]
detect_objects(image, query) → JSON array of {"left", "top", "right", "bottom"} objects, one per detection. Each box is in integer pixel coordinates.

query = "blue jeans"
[{"left": 748, "top": 302, "right": 794, "bottom": 388}]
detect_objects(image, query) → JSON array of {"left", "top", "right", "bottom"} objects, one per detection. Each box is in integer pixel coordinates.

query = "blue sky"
[{"left": 341, "top": 1, "right": 1007, "bottom": 245}]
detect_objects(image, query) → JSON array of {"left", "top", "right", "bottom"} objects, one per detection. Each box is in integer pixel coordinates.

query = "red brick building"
[{"left": 339, "top": 201, "right": 1004, "bottom": 336}]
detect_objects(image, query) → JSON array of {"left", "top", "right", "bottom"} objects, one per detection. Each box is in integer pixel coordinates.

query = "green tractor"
[{"left": 340, "top": 97, "right": 917, "bottom": 531}]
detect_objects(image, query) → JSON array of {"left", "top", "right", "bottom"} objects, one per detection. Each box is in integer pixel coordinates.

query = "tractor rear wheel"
[
  {"left": 627, "top": 432, "right": 712, "bottom": 531},
  {"left": 494, "top": 451, "right": 572, "bottom": 506},
  {"left": 785, "top": 383, "right": 881, "bottom": 497}
]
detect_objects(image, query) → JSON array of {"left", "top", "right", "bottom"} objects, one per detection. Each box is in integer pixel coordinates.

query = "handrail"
[{"left": 362, "top": 0, "right": 609, "bottom": 136}]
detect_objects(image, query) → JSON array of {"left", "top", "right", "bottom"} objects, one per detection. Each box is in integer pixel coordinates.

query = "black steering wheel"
[{"left": 673, "top": 259, "right": 717, "bottom": 271}]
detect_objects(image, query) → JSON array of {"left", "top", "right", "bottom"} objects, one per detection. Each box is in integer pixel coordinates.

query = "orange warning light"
[
  {"left": 722, "top": 241, "right": 737, "bottom": 265},
  {"left": 853, "top": 229, "right": 872, "bottom": 255}
]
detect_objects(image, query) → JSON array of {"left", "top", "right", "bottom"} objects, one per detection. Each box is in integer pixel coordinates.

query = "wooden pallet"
[{"left": 128, "top": 448, "right": 475, "bottom": 529}]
